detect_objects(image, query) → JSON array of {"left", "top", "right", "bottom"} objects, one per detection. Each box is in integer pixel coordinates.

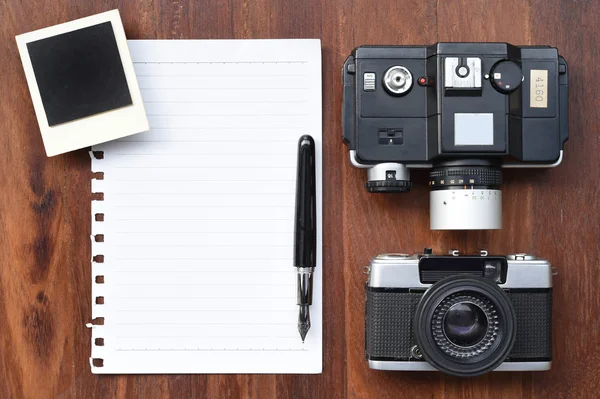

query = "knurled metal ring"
[
  {"left": 365, "top": 180, "right": 412, "bottom": 193},
  {"left": 429, "top": 167, "right": 502, "bottom": 187}
]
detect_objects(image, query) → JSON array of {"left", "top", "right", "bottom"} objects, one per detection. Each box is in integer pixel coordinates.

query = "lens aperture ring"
[
  {"left": 429, "top": 167, "right": 502, "bottom": 189},
  {"left": 432, "top": 293, "right": 498, "bottom": 359}
]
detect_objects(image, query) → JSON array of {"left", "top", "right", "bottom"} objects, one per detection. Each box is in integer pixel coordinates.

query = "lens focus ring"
[{"left": 429, "top": 167, "right": 502, "bottom": 188}]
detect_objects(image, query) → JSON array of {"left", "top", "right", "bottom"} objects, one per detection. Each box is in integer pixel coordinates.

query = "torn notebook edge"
[{"left": 90, "top": 149, "right": 106, "bottom": 370}]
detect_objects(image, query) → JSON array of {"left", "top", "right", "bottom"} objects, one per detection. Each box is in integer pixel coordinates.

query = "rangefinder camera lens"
[{"left": 414, "top": 277, "right": 516, "bottom": 375}]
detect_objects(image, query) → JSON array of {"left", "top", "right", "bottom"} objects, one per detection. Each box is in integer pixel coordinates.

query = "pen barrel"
[
  {"left": 296, "top": 268, "right": 314, "bottom": 305},
  {"left": 293, "top": 135, "right": 317, "bottom": 269}
]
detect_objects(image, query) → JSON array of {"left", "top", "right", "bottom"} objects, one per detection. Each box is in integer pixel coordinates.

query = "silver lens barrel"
[
  {"left": 429, "top": 161, "right": 503, "bottom": 230},
  {"left": 430, "top": 189, "right": 502, "bottom": 230}
]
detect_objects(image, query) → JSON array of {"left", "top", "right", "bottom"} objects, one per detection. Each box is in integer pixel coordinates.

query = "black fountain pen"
[{"left": 294, "top": 134, "right": 316, "bottom": 343}]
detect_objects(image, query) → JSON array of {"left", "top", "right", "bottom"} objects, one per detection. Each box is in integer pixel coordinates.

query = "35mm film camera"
[{"left": 365, "top": 251, "right": 553, "bottom": 377}]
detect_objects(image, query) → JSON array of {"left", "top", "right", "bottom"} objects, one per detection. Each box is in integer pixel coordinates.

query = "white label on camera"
[
  {"left": 454, "top": 113, "right": 494, "bottom": 145},
  {"left": 530, "top": 69, "right": 548, "bottom": 108}
]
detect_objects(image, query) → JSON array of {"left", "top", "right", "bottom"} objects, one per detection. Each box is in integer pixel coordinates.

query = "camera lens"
[
  {"left": 414, "top": 276, "right": 516, "bottom": 377},
  {"left": 428, "top": 159, "right": 502, "bottom": 230},
  {"left": 432, "top": 293, "right": 498, "bottom": 360},
  {"left": 443, "top": 302, "right": 488, "bottom": 347}
]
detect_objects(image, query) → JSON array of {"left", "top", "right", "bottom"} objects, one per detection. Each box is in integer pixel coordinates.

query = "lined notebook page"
[{"left": 90, "top": 40, "right": 322, "bottom": 374}]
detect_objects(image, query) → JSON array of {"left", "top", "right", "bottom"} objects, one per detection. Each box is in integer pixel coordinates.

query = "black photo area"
[{"left": 27, "top": 21, "right": 132, "bottom": 126}]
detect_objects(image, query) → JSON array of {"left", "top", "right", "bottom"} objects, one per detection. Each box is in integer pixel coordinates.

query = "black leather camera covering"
[{"left": 365, "top": 287, "right": 552, "bottom": 363}]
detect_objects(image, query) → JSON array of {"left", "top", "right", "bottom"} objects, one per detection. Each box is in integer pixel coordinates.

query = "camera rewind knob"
[
  {"left": 365, "top": 163, "right": 411, "bottom": 193},
  {"left": 490, "top": 61, "right": 523, "bottom": 94},
  {"left": 383, "top": 66, "right": 413, "bottom": 96}
]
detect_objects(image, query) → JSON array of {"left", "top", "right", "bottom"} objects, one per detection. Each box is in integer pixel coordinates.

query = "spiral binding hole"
[
  {"left": 95, "top": 276, "right": 105, "bottom": 284},
  {"left": 92, "top": 358, "right": 104, "bottom": 367},
  {"left": 92, "top": 151, "right": 104, "bottom": 159},
  {"left": 95, "top": 213, "right": 104, "bottom": 222},
  {"left": 91, "top": 317, "right": 104, "bottom": 325},
  {"left": 94, "top": 234, "right": 104, "bottom": 242},
  {"left": 92, "top": 172, "right": 104, "bottom": 180},
  {"left": 95, "top": 338, "right": 105, "bottom": 346},
  {"left": 96, "top": 296, "right": 104, "bottom": 305},
  {"left": 93, "top": 255, "right": 104, "bottom": 263},
  {"left": 92, "top": 193, "right": 104, "bottom": 201}
]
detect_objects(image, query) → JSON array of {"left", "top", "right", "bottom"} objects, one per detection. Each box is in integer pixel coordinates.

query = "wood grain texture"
[{"left": 0, "top": 0, "right": 599, "bottom": 398}]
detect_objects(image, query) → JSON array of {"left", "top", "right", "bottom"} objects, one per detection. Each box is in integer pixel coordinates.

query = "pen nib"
[{"left": 298, "top": 305, "right": 311, "bottom": 343}]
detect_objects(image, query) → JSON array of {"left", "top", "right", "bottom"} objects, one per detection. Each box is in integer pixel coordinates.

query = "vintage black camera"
[
  {"left": 364, "top": 251, "right": 553, "bottom": 377},
  {"left": 342, "top": 43, "right": 569, "bottom": 230}
]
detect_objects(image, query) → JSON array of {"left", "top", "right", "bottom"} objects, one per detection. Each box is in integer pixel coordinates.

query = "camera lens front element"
[
  {"left": 383, "top": 66, "right": 413, "bottom": 95},
  {"left": 443, "top": 301, "right": 489, "bottom": 347},
  {"left": 414, "top": 276, "right": 516, "bottom": 377},
  {"left": 433, "top": 294, "right": 498, "bottom": 360}
]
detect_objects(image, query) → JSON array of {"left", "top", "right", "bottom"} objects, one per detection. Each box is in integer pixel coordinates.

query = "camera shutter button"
[
  {"left": 490, "top": 61, "right": 523, "bottom": 94},
  {"left": 507, "top": 253, "right": 536, "bottom": 260}
]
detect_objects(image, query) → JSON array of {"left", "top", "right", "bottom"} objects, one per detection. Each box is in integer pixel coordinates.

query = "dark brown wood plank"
[
  {"left": 1, "top": 1, "right": 90, "bottom": 398},
  {"left": 337, "top": 1, "right": 440, "bottom": 398},
  {"left": 527, "top": 1, "right": 600, "bottom": 397}
]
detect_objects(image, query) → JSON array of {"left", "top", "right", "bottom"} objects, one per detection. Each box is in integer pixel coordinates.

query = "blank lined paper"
[{"left": 90, "top": 40, "right": 322, "bottom": 374}]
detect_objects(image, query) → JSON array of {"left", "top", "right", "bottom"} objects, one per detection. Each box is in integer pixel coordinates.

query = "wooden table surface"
[{"left": 1, "top": 0, "right": 599, "bottom": 398}]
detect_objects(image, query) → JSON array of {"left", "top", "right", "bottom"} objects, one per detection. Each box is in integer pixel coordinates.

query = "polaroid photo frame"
[{"left": 16, "top": 9, "right": 148, "bottom": 156}]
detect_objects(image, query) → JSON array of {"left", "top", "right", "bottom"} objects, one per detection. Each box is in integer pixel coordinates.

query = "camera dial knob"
[
  {"left": 365, "top": 163, "right": 411, "bottom": 193},
  {"left": 383, "top": 66, "right": 413, "bottom": 95},
  {"left": 490, "top": 61, "right": 523, "bottom": 94}
]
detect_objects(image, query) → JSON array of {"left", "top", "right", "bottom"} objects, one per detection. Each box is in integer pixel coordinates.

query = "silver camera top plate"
[{"left": 367, "top": 253, "right": 552, "bottom": 289}]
